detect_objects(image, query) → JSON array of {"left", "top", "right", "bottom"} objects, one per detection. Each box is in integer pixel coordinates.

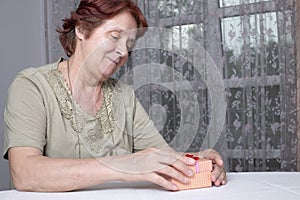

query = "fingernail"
[
  {"left": 172, "top": 185, "right": 178, "bottom": 190},
  {"left": 188, "top": 158, "right": 195, "bottom": 164},
  {"left": 183, "top": 177, "right": 190, "bottom": 183},
  {"left": 211, "top": 175, "right": 216, "bottom": 181},
  {"left": 188, "top": 169, "right": 194, "bottom": 176}
]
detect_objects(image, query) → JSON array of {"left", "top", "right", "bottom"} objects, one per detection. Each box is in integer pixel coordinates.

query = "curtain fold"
[{"left": 296, "top": 0, "right": 300, "bottom": 172}]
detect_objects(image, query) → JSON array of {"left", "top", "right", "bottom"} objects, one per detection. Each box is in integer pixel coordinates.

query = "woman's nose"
[{"left": 116, "top": 41, "right": 128, "bottom": 57}]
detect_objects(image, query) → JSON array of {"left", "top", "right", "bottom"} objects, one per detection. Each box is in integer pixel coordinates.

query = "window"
[
  {"left": 220, "top": 0, "right": 272, "bottom": 8},
  {"left": 126, "top": 0, "right": 297, "bottom": 171}
]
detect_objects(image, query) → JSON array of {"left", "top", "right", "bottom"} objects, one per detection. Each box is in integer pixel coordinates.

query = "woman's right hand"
[{"left": 101, "top": 147, "right": 196, "bottom": 191}]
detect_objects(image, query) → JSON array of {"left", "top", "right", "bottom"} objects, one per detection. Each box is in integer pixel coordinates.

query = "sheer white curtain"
[
  {"left": 45, "top": 0, "right": 298, "bottom": 172},
  {"left": 131, "top": 0, "right": 298, "bottom": 172}
]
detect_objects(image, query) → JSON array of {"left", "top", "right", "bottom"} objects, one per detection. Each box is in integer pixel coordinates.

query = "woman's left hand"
[{"left": 198, "top": 149, "right": 227, "bottom": 186}]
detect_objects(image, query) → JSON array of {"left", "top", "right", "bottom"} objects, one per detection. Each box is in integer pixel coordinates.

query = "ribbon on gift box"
[{"left": 185, "top": 154, "right": 200, "bottom": 173}]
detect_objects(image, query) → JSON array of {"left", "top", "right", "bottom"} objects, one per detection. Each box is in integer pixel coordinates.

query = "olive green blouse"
[{"left": 3, "top": 58, "right": 168, "bottom": 160}]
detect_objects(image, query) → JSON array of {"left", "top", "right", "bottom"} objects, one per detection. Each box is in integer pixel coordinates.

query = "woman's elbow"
[{"left": 11, "top": 168, "right": 33, "bottom": 191}]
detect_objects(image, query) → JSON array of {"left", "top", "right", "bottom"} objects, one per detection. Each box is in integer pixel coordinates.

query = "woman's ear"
[{"left": 75, "top": 26, "right": 85, "bottom": 41}]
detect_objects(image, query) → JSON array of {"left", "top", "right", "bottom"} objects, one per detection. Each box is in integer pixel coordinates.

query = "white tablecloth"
[{"left": 1, "top": 172, "right": 300, "bottom": 200}]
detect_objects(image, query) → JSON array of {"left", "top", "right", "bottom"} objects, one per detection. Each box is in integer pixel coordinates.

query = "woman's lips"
[{"left": 107, "top": 57, "right": 119, "bottom": 65}]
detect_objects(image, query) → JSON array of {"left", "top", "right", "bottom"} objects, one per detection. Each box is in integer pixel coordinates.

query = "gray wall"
[{"left": 0, "top": 0, "right": 47, "bottom": 190}]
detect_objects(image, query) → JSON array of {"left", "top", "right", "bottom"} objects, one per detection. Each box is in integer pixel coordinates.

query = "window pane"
[
  {"left": 221, "top": 16, "right": 244, "bottom": 78},
  {"left": 168, "top": 24, "right": 204, "bottom": 50},
  {"left": 219, "top": 0, "right": 272, "bottom": 8},
  {"left": 158, "top": 0, "right": 179, "bottom": 18},
  {"left": 158, "top": 0, "right": 203, "bottom": 18},
  {"left": 181, "top": 0, "right": 196, "bottom": 15},
  {"left": 181, "top": 0, "right": 204, "bottom": 15},
  {"left": 222, "top": 12, "right": 281, "bottom": 78}
]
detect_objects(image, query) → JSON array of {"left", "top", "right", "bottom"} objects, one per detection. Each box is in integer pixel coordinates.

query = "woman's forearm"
[{"left": 9, "top": 147, "right": 119, "bottom": 192}]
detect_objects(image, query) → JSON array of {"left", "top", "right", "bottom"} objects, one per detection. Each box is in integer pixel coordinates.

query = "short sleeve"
[
  {"left": 132, "top": 95, "right": 169, "bottom": 151},
  {"left": 3, "top": 76, "right": 47, "bottom": 159}
]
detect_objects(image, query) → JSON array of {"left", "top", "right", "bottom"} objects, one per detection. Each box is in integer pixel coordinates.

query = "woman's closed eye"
[
  {"left": 110, "top": 32, "right": 120, "bottom": 41},
  {"left": 109, "top": 30, "right": 136, "bottom": 53}
]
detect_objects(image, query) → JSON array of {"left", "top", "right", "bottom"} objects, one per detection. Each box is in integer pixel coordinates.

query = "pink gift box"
[{"left": 172, "top": 154, "right": 212, "bottom": 190}]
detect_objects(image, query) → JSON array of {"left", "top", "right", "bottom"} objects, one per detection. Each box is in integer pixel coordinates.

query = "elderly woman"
[{"left": 3, "top": 0, "right": 226, "bottom": 192}]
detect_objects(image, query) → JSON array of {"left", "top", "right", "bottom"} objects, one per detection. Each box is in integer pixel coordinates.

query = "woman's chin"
[{"left": 98, "top": 73, "right": 113, "bottom": 82}]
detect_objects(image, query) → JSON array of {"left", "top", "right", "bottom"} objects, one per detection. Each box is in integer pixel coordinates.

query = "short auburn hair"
[{"left": 57, "top": 0, "right": 148, "bottom": 57}]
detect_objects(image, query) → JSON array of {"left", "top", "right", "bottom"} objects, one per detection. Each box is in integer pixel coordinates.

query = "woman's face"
[{"left": 76, "top": 11, "right": 138, "bottom": 82}]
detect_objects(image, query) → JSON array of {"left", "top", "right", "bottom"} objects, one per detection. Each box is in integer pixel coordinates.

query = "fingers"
[
  {"left": 157, "top": 149, "right": 227, "bottom": 187},
  {"left": 157, "top": 165, "right": 190, "bottom": 185},
  {"left": 140, "top": 149, "right": 196, "bottom": 191},
  {"left": 197, "top": 149, "right": 227, "bottom": 186},
  {"left": 154, "top": 150, "right": 195, "bottom": 173},
  {"left": 145, "top": 172, "right": 179, "bottom": 191},
  {"left": 199, "top": 149, "right": 224, "bottom": 167},
  {"left": 178, "top": 154, "right": 196, "bottom": 166},
  {"left": 154, "top": 151, "right": 195, "bottom": 180},
  {"left": 152, "top": 147, "right": 196, "bottom": 166},
  {"left": 211, "top": 163, "right": 227, "bottom": 186}
]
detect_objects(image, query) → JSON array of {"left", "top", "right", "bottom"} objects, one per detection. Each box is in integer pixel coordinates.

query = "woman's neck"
[{"left": 66, "top": 56, "right": 104, "bottom": 113}]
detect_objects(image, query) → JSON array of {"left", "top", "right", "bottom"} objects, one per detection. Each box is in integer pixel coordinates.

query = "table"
[{"left": 1, "top": 172, "right": 300, "bottom": 200}]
